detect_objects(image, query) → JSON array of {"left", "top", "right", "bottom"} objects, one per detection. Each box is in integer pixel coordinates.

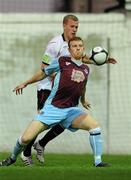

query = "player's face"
[
  {"left": 69, "top": 40, "right": 84, "bottom": 60},
  {"left": 63, "top": 19, "right": 79, "bottom": 41}
]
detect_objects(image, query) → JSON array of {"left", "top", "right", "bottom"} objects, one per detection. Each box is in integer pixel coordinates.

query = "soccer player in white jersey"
[
  {"left": 20, "top": 14, "right": 117, "bottom": 166},
  {"left": 0, "top": 37, "right": 110, "bottom": 167}
]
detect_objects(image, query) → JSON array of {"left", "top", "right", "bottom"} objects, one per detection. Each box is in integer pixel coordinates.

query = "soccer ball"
[{"left": 90, "top": 46, "right": 108, "bottom": 65}]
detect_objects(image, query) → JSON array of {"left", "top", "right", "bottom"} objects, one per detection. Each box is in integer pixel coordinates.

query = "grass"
[{"left": 0, "top": 153, "right": 131, "bottom": 180}]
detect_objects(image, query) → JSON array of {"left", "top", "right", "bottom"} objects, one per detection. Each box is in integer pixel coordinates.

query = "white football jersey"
[{"left": 37, "top": 34, "right": 70, "bottom": 91}]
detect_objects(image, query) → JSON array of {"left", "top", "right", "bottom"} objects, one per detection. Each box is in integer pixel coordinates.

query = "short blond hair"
[{"left": 63, "top": 14, "right": 79, "bottom": 24}]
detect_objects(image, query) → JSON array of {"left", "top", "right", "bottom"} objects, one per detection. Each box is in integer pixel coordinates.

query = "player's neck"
[
  {"left": 71, "top": 57, "right": 83, "bottom": 66},
  {"left": 63, "top": 33, "right": 70, "bottom": 42}
]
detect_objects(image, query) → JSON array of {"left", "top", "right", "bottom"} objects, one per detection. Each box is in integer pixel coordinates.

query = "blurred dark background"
[{"left": 0, "top": 0, "right": 129, "bottom": 13}]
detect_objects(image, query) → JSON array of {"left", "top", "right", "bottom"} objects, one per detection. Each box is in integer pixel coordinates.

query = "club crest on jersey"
[
  {"left": 71, "top": 69, "right": 85, "bottom": 83},
  {"left": 66, "top": 62, "right": 71, "bottom": 66}
]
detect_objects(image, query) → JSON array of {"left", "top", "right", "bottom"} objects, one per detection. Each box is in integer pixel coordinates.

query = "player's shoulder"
[
  {"left": 81, "top": 62, "right": 90, "bottom": 69},
  {"left": 59, "top": 56, "right": 71, "bottom": 62},
  {"left": 58, "top": 56, "right": 71, "bottom": 66},
  {"left": 82, "top": 64, "right": 90, "bottom": 74},
  {"left": 49, "top": 34, "right": 63, "bottom": 44}
]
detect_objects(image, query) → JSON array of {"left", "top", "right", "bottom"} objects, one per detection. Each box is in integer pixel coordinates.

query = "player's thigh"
[
  {"left": 71, "top": 114, "right": 99, "bottom": 131},
  {"left": 22, "top": 120, "right": 48, "bottom": 143}
]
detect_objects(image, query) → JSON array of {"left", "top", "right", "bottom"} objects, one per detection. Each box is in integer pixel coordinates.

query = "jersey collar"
[
  {"left": 71, "top": 58, "right": 83, "bottom": 66},
  {"left": 62, "top": 33, "right": 66, "bottom": 41}
]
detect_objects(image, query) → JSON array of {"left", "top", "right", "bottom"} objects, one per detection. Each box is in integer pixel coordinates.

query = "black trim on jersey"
[
  {"left": 62, "top": 33, "right": 66, "bottom": 41},
  {"left": 90, "top": 133, "right": 101, "bottom": 136},
  {"left": 42, "top": 62, "right": 50, "bottom": 65}
]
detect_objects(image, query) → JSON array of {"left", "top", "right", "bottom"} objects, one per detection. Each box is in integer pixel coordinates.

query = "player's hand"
[
  {"left": 82, "top": 55, "right": 92, "bottom": 64},
  {"left": 81, "top": 101, "right": 91, "bottom": 110},
  {"left": 106, "top": 58, "right": 117, "bottom": 64},
  {"left": 13, "top": 83, "right": 27, "bottom": 95}
]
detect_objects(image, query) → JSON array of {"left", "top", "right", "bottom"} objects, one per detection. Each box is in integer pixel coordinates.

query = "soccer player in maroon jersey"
[
  {"left": 0, "top": 37, "right": 109, "bottom": 167},
  {"left": 21, "top": 14, "right": 116, "bottom": 166}
]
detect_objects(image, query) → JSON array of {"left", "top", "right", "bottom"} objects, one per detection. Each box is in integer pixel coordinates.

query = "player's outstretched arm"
[
  {"left": 13, "top": 70, "right": 46, "bottom": 95},
  {"left": 106, "top": 57, "right": 117, "bottom": 64},
  {"left": 82, "top": 55, "right": 117, "bottom": 65},
  {"left": 13, "top": 83, "right": 27, "bottom": 95},
  {"left": 82, "top": 55, "right": 93, "bottom": 64}
]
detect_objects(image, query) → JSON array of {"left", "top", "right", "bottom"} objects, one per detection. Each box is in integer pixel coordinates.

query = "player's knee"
[
  {"left": 82, "top": 122, "right": 99, "bottom": 131},
  {"left": 21, "top": 136, "right": 32, "bottom": 145},
  {"left": 89, "top": 121, "right": 99, "bottom": 129},
  {"left": 75, "top": 117, "right": 99, "bottom": 130}
]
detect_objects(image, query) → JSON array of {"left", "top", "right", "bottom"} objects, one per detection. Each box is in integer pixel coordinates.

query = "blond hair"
[{"left": 63, "top": 14, "right": 79, "bottom": 24}]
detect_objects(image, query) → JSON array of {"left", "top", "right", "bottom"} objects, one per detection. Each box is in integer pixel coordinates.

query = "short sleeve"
[
  {"left": 42, "top": 41, "right": 59, "bottom": 65},
  {"left": 44, "top": 59, "right": 60, "bottom": 75}
]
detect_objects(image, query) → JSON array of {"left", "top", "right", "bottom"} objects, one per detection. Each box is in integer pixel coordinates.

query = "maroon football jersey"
[{"left": 50, "top": 57, "right": 90, "bottom": 108}]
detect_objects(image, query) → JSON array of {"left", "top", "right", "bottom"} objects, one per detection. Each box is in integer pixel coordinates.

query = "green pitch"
[{"left": 0, "top": 153, "right": 131, "bottom": 180}]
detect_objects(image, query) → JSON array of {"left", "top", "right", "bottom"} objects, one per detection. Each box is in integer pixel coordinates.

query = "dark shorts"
[{"left": 37, "top": 89, "right": 51, "bottom": 110}]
